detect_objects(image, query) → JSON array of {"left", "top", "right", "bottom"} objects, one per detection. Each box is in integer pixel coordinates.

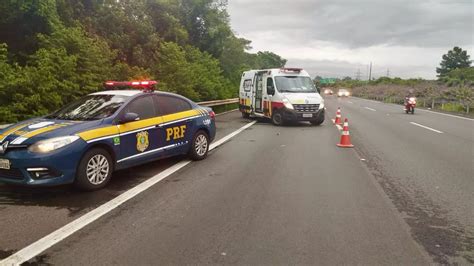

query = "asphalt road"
[
  {"left": 0, "top": 99, "right": 472, "bottom": 265},
  {"left": 0, "top": 111, "right": 248, "bottom": 259},
  {"left": 325, "top": 96, "right": 474, "bottom": 264}
]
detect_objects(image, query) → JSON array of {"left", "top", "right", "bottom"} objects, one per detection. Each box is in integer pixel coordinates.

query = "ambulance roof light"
[
  {"left": 104, "top": 80, "right": 158, "bottom": 92},
  {"left": 280, "top": 68, "right": 302, "bottom": 73}
]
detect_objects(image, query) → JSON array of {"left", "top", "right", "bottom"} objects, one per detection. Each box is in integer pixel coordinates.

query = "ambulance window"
[
  {"left": 267, "top": 78, "right": 274, "bottom": 89},
  {"left": 155, "top": 95, "right": 192, "bottom": 115},
  {"left": 243, "top": 79, "right": 252, "bottom": 92},
  {"left": 123, "top": 96, "right": 156, "bottom": 120}
]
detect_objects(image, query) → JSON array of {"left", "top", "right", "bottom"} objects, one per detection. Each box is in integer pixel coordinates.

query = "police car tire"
[
  {"left": 271, "top": 111, "right": 284, "bottom": 126},
  {"left": 75, "top": 148, "right": 113, "bottom": 191},
  {"left": 189, "top": 130, "right": 209, "bottom": 161}
]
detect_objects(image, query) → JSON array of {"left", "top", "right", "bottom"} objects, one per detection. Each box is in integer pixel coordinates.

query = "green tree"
[
  {"left": 442, "top": 67, "right": 474, "bottom": 87},
  {"left": 254, "top": 51, "right": 287, "bottom": 69},
  {"left": 436, "top": 47, "right": 471, "bottom": 77},
  {"left": 453, "top": 83, "right": 473, "bottom": 114}
]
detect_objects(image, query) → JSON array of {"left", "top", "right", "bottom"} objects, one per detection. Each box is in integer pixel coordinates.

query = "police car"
[{"left": 0, "top": 81, "right": 216, "bottom": 190}]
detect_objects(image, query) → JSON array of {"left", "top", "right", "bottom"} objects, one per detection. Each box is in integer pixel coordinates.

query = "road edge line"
[
  {"left": 216, "top": 109, "right": 238, "bottom": 116},
  {"left": 0, "top": 121, "right": 257, "bottom": 265}
]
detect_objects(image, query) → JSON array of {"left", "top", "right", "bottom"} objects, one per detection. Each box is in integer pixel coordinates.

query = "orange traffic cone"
[
  {"left": 334, "top": 107, "right": 342, "bottom": 125},
  {"left": 337, "top": 118, "right": 354, "bottom": 148}
]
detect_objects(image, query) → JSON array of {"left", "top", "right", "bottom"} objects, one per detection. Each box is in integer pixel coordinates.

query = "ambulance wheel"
[
  {"left": 242, "top": 112, "right": 250, "bottom": 119},
  {"left": 310, "top": 116, "right": 325, "bottom": 126},
  {"left": 271, "top": 111, "right": 284, "bottom": 126},
  {"left": 189, "top": 130, "right": 209, "bottom": 161},
  {"left": 75, "top": 148, "right": 113, "bottom": 191}
]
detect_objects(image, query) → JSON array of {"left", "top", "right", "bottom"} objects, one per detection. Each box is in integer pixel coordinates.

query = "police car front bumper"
[
  {"left": 282, "top": 107, "right": 325, "bottom": 122},
  {"left": 0, "top": 141, "right": 85, "bottom": 186}
]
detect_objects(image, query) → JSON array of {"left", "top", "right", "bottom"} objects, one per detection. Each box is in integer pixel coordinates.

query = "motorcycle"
[{"left": 405, "top": 97, "right": 416, "bottom": 114}]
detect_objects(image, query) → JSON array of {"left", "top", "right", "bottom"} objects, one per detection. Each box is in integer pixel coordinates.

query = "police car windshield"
[
  {"left": 47, "top": 95, "right": 129, "bottom": 121},
  {"left": 275, "top": 76, "right": 317, "bottom": 93}
]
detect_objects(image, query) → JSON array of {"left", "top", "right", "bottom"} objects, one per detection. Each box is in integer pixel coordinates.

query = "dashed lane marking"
[{"left": 410, "top": 122, "right": 443, "bottom": 134}]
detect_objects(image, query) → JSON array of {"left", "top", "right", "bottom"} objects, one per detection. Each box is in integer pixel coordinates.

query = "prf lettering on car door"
[{"left": 166, "top": 125, "right": 186, "bottom": 141}]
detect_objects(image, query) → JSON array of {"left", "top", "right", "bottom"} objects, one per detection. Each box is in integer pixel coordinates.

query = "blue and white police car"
[{"left": 0, "top": 81, "right": 216, "bottom": 190}]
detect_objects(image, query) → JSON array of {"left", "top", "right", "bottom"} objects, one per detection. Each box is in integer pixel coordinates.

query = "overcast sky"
[{"left": 227, "top": 0, "right": 473, "bottom": 79}]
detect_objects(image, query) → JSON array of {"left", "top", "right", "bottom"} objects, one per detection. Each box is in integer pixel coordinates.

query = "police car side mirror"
[
  {"left": 267, "top": 86, "right": 275, "bottom": 96},
  {"left": 120, "top": 112, "right": 140, "bottom": 124}
]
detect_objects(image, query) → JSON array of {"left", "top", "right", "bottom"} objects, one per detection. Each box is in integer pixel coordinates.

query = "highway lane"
[
  {"left": 325, "top": 96, "right": 474, "bottom": 264},
  {"left": 0, "top": 111, "right": 247, "bottom": 259},
  {"left": 23, "top": 113, "right": 429, "bottom": 264}
]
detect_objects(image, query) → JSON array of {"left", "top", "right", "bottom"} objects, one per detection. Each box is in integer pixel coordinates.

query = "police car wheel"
[
  {"left": 189, "top": 131, "right": 209, "bottom": 160},
  {"left": 75, "top": 148, "right": 113, "bottom": 191},
  {"left": 272, "top": 111, "right": 284, "bottom": 126}
]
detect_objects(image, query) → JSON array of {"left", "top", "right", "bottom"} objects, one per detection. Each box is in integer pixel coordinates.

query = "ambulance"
[{"left": 239, "top": 68, "right": 325, "bottom": 125}]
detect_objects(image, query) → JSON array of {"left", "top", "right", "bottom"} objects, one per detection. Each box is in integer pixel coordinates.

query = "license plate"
[
  {"left": 302, "top": 113, "right": 313, "bottom": 118},
  {"left": 0, "top": 159, "right": 10, "bottom": 170}
]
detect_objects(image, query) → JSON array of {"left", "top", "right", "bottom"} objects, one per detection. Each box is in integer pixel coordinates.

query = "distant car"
[
  {"left": 337, "top": 89, "right": 351, "bottom": 97},
  {"left": 323, "top": 89, "right": 334, "bottom": 95},
  {"left": 0, "top": 81, "right": 216, "bottom": 190}
]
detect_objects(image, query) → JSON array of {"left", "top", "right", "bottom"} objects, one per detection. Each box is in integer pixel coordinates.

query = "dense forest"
[{"left": 0, "top": 0, "right": 287, "bottom": 123}]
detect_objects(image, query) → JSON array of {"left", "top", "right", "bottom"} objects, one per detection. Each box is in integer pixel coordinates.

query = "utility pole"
[
  {"left": 355, "top": 68, "right": 362, "bottom": 80},
  {"left": 368, "top": 62, "right": 372, "bottom": 81},
  {"left": 366, "top": 65, "right": 369, "bottom": 81},
  {"left": 386, "top": 68, "right": 390, "bottom": 77}
]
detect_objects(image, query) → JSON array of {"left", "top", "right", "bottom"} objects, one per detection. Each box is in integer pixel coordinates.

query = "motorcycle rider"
[{"left": 404, "top": 89, "right": 415, "bottom": 110}]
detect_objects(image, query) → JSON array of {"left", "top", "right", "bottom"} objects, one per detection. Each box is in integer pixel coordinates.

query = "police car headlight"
[
  {"left": 28, "top": 136, "right": 80, "bottom": 153},
  {"left": 282, "top": 98, "right": 294, "bottom": 110},
  {"left": 319, "top": 99, "right": 325, "bottom": 109}
]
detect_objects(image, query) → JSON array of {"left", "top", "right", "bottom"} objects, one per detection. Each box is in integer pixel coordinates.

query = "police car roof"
[
  {"left": 91, "top": 90, "right": 142, "bottom": 97},
  {"left": 90, "top": 90, "right": 193, "bottom": 102}
]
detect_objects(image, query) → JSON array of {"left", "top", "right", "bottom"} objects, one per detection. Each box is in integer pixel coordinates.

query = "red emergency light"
[{"left": 104, "top": 80, "right": 158, "bottom": 91}]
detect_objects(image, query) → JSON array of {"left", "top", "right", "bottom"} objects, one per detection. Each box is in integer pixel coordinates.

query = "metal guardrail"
[
  {"left": 197, "top": 98, "right": 239, "bottom": 107},
  {"left": 0, "top": 98, "right": 240, "bottom": 129}
]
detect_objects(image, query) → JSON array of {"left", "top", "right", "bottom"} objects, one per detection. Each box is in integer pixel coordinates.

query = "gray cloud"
[
  {"left": 286, "top": 58, "right": 435, "bottom": 79},
  {"left": 227, "top": 0, "right": 473, "bottom": 79},
  {"left": 228, "top": 0, "right": 473, "bottom": 48}
]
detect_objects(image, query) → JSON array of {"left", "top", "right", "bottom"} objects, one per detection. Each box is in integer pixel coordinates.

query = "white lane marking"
[
  {"left": 210, "top": 121, "right": 256, "bottom": 150},
  {"left": 410, "top": 122, "right": 443, "bottom": 134},
  {"left": 0, "top": 121, "right": 257, "bottom": 265},
  {"left": 364, "top": 107, "right": 376, "bottom": 112},
  {"left": 347, "top": 101, "right": 353, "bottom": 104},
  {"left": 417, "top": 109, "right": 474, "bottom": 121}
]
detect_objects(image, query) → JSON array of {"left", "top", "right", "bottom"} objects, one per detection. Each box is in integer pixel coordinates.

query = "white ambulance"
[{"left": 239, "top": 68, "right": 325, "bottom": 126}]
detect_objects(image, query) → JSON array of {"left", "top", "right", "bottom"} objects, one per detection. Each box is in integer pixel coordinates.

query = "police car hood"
[
  {"left": 280, "top": 92, "right": 323, "bottom": 105},
  {"left": 0, "top": 118, "right": 103, "bottom": 145}
]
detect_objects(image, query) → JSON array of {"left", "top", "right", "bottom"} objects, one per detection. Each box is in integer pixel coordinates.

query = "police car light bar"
[
  {"left": 104, "top": 80, "right": 158, "bottom": 91},
  {"left": 280, "top": 68, "right": 302, "bottom": 73}
]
